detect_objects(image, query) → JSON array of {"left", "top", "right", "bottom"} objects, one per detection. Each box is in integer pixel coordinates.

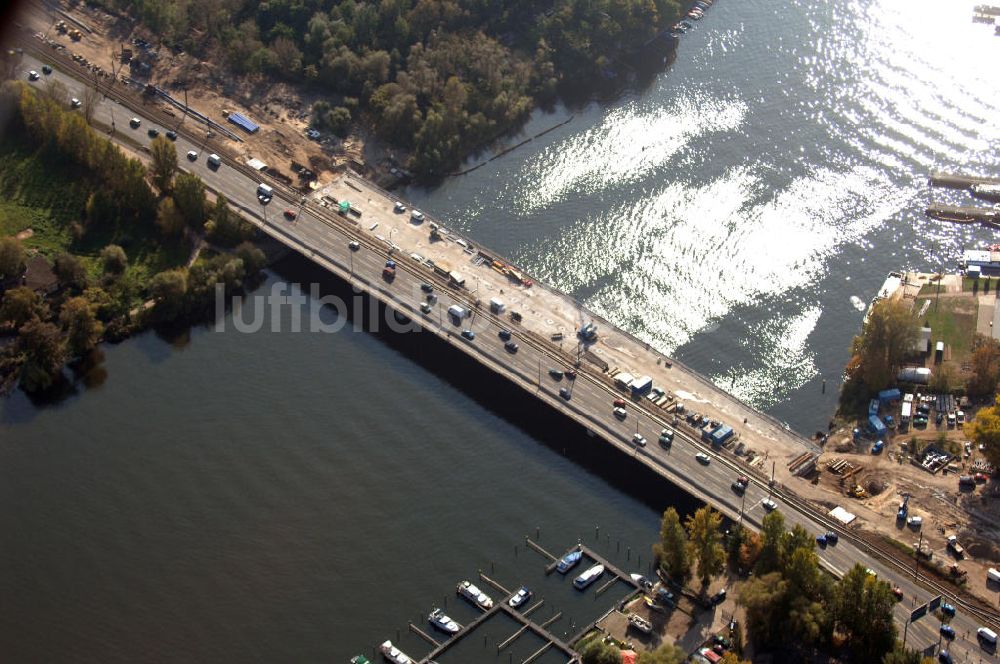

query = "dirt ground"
[
  {"left": 16, "top": 0, "right": 403, "bottom": 187},
  {"left": 794, "top": 413, "right": 1000, "bottom": 606}
]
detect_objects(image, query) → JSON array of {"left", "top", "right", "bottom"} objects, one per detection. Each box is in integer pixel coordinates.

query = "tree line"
[
  {"left": 0, "top": 82, "right": 264, "bottom": 394},
  {"left": 93, "top": 0, "right": 683, "bottom": 179}
]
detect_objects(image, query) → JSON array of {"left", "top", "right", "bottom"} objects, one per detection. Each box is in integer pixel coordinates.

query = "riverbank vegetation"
[
  {"left": 0, "top": 82, "right": 264, "bottom": 395},
  {"left": 840, "top": 299, "right": 918, "bottom": 414},
  {"left": 92, "top": 0, "right": 684, "bottom": 179}
]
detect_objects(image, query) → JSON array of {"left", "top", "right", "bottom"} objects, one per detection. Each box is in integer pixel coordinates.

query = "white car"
[
  {"left": 695, "top": 452, "right": 711, "bottom": 465},
  {"left": 761, "top": 498, "right": 777, "bottom": 511},
  {"left": 28, "top": 70, "right": 39, "bottom": 81},
  {"left": 129, "top": 117, "right": 141, "bottom": 128},
  {"left": 186, "top": 150, "right": 198, "bottom": 161},
  {"left": 907, "top": 516, "right": 922, "bottom": 528},
  {"left": 394, "top": 201, "right": 406, "bottom": 213},
  {"left": 411, "top": 209, "right": 425, "bottom": 222},
  {"left": 632, "top": 434, "right": 647, "bottom": 447},
  {"left": 70, "top": 98, "right": 81, "bottom": 108}
]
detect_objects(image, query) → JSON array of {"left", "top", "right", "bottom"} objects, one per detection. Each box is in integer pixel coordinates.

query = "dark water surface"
[{"left": 3, "top": 0, "right": 1000, "bottom": 661}]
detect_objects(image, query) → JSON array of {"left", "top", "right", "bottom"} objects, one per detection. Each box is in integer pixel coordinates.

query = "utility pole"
[{"left": 914, "top": 530, "right": 923, "bottom": 581}]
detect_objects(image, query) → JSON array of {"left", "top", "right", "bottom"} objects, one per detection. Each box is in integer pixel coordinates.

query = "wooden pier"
[
  {"left": 929, "top": 171, "right": 1000, "bottom": 190},
  {"left": 925, "top": 203, "right": 999, "bottom": 227}
]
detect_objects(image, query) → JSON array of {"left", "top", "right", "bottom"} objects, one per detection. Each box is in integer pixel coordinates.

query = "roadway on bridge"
[{"left": 16, "top": 52, "right": 997, "bottom": 662}]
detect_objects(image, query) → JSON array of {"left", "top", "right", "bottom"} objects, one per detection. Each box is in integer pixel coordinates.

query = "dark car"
[
  {"left": 565, "top": 369, "right": 577, "bottom": 380},
  {"left": 940, "top": 602, "right": 956, "bottom": 617},
  {"left": 938, "top": 651, "right": 953, "bottom": 664},
  {"left": 709, "top": 589, "right": 727, "bottom": 606},
  {"left": 816, "top": 534, "right": 828, "bottom": 547},
  {"left": 461, "top": 329, "right": 475, "bottom": 341},
  {"left": 420, "top": 283, "right": 433, "bottom": 293},
  {"left": 147, "top": 128, "right": 159, "bottom": 138},
  {"left": 936, "top": 412, "right": 944, "bottom": 426},
  {"left": 825, "top": 531, "right": 838, "bottom": 545},
  {"left": 504, "top": 340, "right": 519, "bottom": 353},
  {"left": 41, "top": 64, "right": 52, "bottom": 75},
  {"left": 498, "top": 329, "right": 512, "bottom": 341},
  {"left": 940, "top": 624, "right": 956, "bottom": 640},
  {"left": 165, "top": 130, "right": 177, "bottom": 141},
  {"left": 548, "top": 369, "right": 564, "bottom": 380},
  {"left": 559, "top": 387, "right": 571, "bottom": 400},
  {"left": 385, "top": 259, "right": 396, "bottom": 269}
]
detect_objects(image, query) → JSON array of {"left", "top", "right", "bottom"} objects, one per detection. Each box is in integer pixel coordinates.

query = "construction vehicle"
[
  {"left": 947, "top": 535, "right": 965, "bottom": 558},
  {"left": 69, "top": 29, "right": 83, "bottom": 41}
]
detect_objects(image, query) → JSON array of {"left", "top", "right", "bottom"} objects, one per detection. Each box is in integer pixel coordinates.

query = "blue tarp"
[
  {"left": 868, "top": 415, "right": 887, "bottom": 435},
  {"left": 878, "top": 388, "right": 901, "bottom": 404},
  {"left": 227, "top": 112, "right": 259, "bottom": 134},
  {"left": 710, "top": 425, "right": 734, "bottom": 446}
]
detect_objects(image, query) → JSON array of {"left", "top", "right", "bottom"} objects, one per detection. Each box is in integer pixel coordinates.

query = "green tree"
[
  {"left": 881, "top": 646, "right": 930, "bottom": 664},
  {"left": 149, "top": 268, "right": 188, "bottom": 321},
  {"left": 737, "top": 571, "right": 787, "bottom": 648},
  {"left": 636, "top": 644, "right": 686, "bottom": 664},
  {"left": 234, "top": 241, "right": 265, "bottom": 275},
  {"left": 149, "top": 135, "right": 178, "bottom": 193},
  {"left": 173, "top": 172, "right": 207, "bottom": 228},
  {"left": 156, "top": 196, "right": 186, "bottom": 237},
  {"left": 755, "top": 510, "right": 786, "bottom": 574},
  {"left": 685, "top": 505, "right": 725, "bottom": 588},
  {"left": 17, "top": 317, "right": 66, "bottom": 392},
  {"left": 970, "top": 396, "right": 1000, "bottom": 470},
  {"left": 205, "top": 196, "right": 254, "bottom": 246},
  {"left": 579, "top": 638, "right": 620, "bottom": 664},
  {"left": 0, "top": 286, "right": 44, "bottom": 328},
  {"left": 59, "top": 296, "right": 103, "bottom": 356},
  {"left": 100, "top": 244, "right": 128, "bottom": 276},
  {"left": 653, "top": 507, "right": 689, "bottom": 582},
  {"left": 832, "top": 565, "right": 897, "bottom": 662},
  {"left": 53, "top": 253, "right": 89, "bottom": 292},
  {"left": 0, "top": 236, "right": 26, "bottom": 280}
]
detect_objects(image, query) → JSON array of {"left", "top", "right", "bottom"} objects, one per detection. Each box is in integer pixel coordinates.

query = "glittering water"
[{"left": 404, "top": 0, "right": 1000, "bottom": 427}]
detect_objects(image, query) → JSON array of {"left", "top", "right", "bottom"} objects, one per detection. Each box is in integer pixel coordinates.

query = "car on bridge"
[
  {"left": 504, "top": 341, "right": 519, "bottom": 353},
  {"left": 940, "top": 602, "right": 956, "bottom": 618},
  {"left": 147, "top": 128, "right": 159, "bottom": 138},
  {"left": 283, "top": 208, "right": 297, "bottom": 220},
  {"left": 461, "top": 329, "right": 476, "bottom": 341},
  {"left": 614, "top": 398, "right": 627, "bottom": 408},
  {"left": 761, "top": 498, "right": 777, "bottom": 511},
  {"left": 824, "top": 531, "right": 838, "bottom": 545},
  {"left": 632, "top": 434, "right": 646, "bottom": 447},
  {"left": 349, "top": 241, "right": 360, "bottom": 251},
  {"left": 421, "top": 283, "right": 434, "bottom": 293},
  {"left": 420, "top": 303, "right": 432, "bottom": 314},
  {"left": 731, "top": 476, "right": 749, "bottom": 494},
  {"left": 187, "top": 150, "right": 198, "bottom": 161},
  {"left": 28, "top": 70, "right": 39, "bottom": 81},
  {"left": 560, "top": 387, "right": 571, "bottom": 401},
  {"left": 548, "top": 369, "right": 564, "bottom": 381},
  {"left": 498, "top": 329, "right": 512, "bottom": 341},
  {"left": 165, "top": 130, "right": 177, "bottom": 141},
  {"left": 41, "top": 65, "right": 52, "bottom": 75},
  {"left": 129, "top": 117, "right": 141, "bottom": 128},
  {"left": 940, "top": 624, "right": 956, "bottom": 640},
  {"left": 658, "top": 429, "right": 674, "bottom": 448},
  {"left": 613, "top": 407, "right": 627, "bottom": 420},
  {"left": 695, "top": 452, "right": 710, "bottom": 465}
]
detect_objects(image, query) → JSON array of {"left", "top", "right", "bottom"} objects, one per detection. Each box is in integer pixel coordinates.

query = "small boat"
[
  {"left": 379, "top": 640, "right": 412, "bottom": 664},
  {"left": 557, "top": 549, "right": 583, "bottom": 574},
  {"left": 574, "top": 563, "right": 605, "bottom": 590},
  {"left": 350, "top": 656, "right": 371, "bottom": 664},
  {"left": 508, "top": 586, "right": 532, "bottom": 609},
  {"left": 428, "top": 608, "right": 461, "bottom": 634},
  {"left": 630, "top": 573, "right": 653, "bottom": 590},
  {"left": 972, "top": 183, "right": 1000, "bottom": 202},
  {"left": 849, "top": 295, "right": 865, "bottom": 311},
  {"left": 628, "top": 613, "right": 653, "bottom": 634},
  {"left": 457, "top": 580, "right": 494, "bottom": 610}
]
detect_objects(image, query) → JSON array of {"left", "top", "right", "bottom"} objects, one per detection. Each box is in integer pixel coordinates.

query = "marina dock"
[{"left": 929, "top": 171, "right": 1000, "bottom": 190}]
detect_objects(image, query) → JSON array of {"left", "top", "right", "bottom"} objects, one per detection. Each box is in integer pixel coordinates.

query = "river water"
[{"left": 3, "top": 0, "right": 999, "bottom": 661}]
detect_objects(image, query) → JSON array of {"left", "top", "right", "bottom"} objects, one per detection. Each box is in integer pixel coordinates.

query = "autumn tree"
[
  {"left": 0, "top": 236, "right": 26, "bottom": 280},
  {"left": 59, "top": 296, "right": 104, "bottom": 356},
  {"left": 17, "top": 318, "right": 66, "bottom": 392},
  {"left": 842, "top": 298, "right": 918, "bottom": 409},
  {"left": 738, "top": 571, "right": 787, "bottom": 649},
  {"left": 685, "top": 505, "right": 725, "bottom": 588},
  {"left": 1, "top": 286, "right": 44, "bottom": 328},
  {"left": 970, "top": 396, "right": 1000, "bottom": 470},
  {"left": 968, "top": 335, "right": 1000, "bottom": 397},
  {"left": 653, "top": 507, "right": 689, "bottom": 582},
  {"left": 149, "top": 135, "right": 178, "bottom": 194}
]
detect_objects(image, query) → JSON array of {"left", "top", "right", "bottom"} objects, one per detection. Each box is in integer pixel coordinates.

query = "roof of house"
[{"left": 22, "top": 255, "right": 57, "bottom": 292}]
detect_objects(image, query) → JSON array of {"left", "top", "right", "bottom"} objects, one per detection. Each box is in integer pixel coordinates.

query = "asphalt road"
[{"left": 15, "top": 52, "right": 998, "bottom": 662}]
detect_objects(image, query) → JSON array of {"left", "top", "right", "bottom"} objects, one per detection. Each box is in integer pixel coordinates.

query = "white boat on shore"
[
  {"left": 379, "top": 640, "right": 412, "bottom": 664},
  {"left": 863, "top": 272, "right": 903, "bottom": 325},
  {"left": 457, "top": 580, "right": 494, "bottom": 610},
  {"left": 573, "top": 563, "right": 605, "bottom": 590},
  {"left": 628, "top": 613, "right": 653, "bottom": 634}
]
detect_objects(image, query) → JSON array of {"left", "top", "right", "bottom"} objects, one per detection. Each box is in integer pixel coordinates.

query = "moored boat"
[
  {"left": 573, "top": 563, "right": 605, "bottom": 590},
  {"left": 350, "top": 656, "right": 371, "bottom": 664},
  {"left": 379, "top": 640, "right": 412, "bottom": 664},
  {"left": 508, "top": 586, "right": 532, "bottom": 609},
  {"left": 863, "top": 271, "right": 903, "bottom": 325},
  {"left": 428, "top": 607, "right": 461, "bottom": 634},
  {"left": 628, "top": 613, "right": 653, "bottom": 634},
  {"left": 556, "top": 549, "right": 583, "bottom": 574},
  {"left": 457, "top": 580, "right": 494, "bottom": 609}
]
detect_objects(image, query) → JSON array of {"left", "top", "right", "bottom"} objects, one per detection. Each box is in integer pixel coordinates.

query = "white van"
[
  {"left": 988, "top": 568, "right": 1000, "bottom": 584},
  {"left": 978, "top": 627, "right": 997, "bottom": 644},
  {"left": 207, "top": 153, "right": 221, "bottom": 168},
  {"left": 447, "top": 305, "right": 467, "bottom": 322}
]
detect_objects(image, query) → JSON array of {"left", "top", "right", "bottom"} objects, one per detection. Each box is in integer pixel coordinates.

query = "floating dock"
[
  {"left": 925, "top": 203, "right": 1000, "bottom": 227},
  {"left": 928, "top": 171, "right": 1000, "bottom": 190}
]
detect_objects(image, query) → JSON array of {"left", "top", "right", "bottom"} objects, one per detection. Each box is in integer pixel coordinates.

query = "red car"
[
  {"left": 614, "top": 398, "right": 627, "bottom": 408},
  {"left": 975, "top": 473, "right": 989, "bottom": 483},
  {"left": 283, "top": 208, "right": 297, "bottom": 220},
  {"left": 892, "top": 587, "right": 904, "bottom": 601}
]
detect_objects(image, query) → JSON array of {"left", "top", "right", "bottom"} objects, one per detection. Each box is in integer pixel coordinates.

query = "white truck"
[{"left": 947, "top": 535, "right": 965, "bottom": 558}]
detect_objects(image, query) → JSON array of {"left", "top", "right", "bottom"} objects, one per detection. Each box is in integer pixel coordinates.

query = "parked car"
[
  {"left": 394, "top": 202, "right": 406, "bottom": 213},
  {"left": 907, "top": 516, "right": 923, "bottom": 529}
]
